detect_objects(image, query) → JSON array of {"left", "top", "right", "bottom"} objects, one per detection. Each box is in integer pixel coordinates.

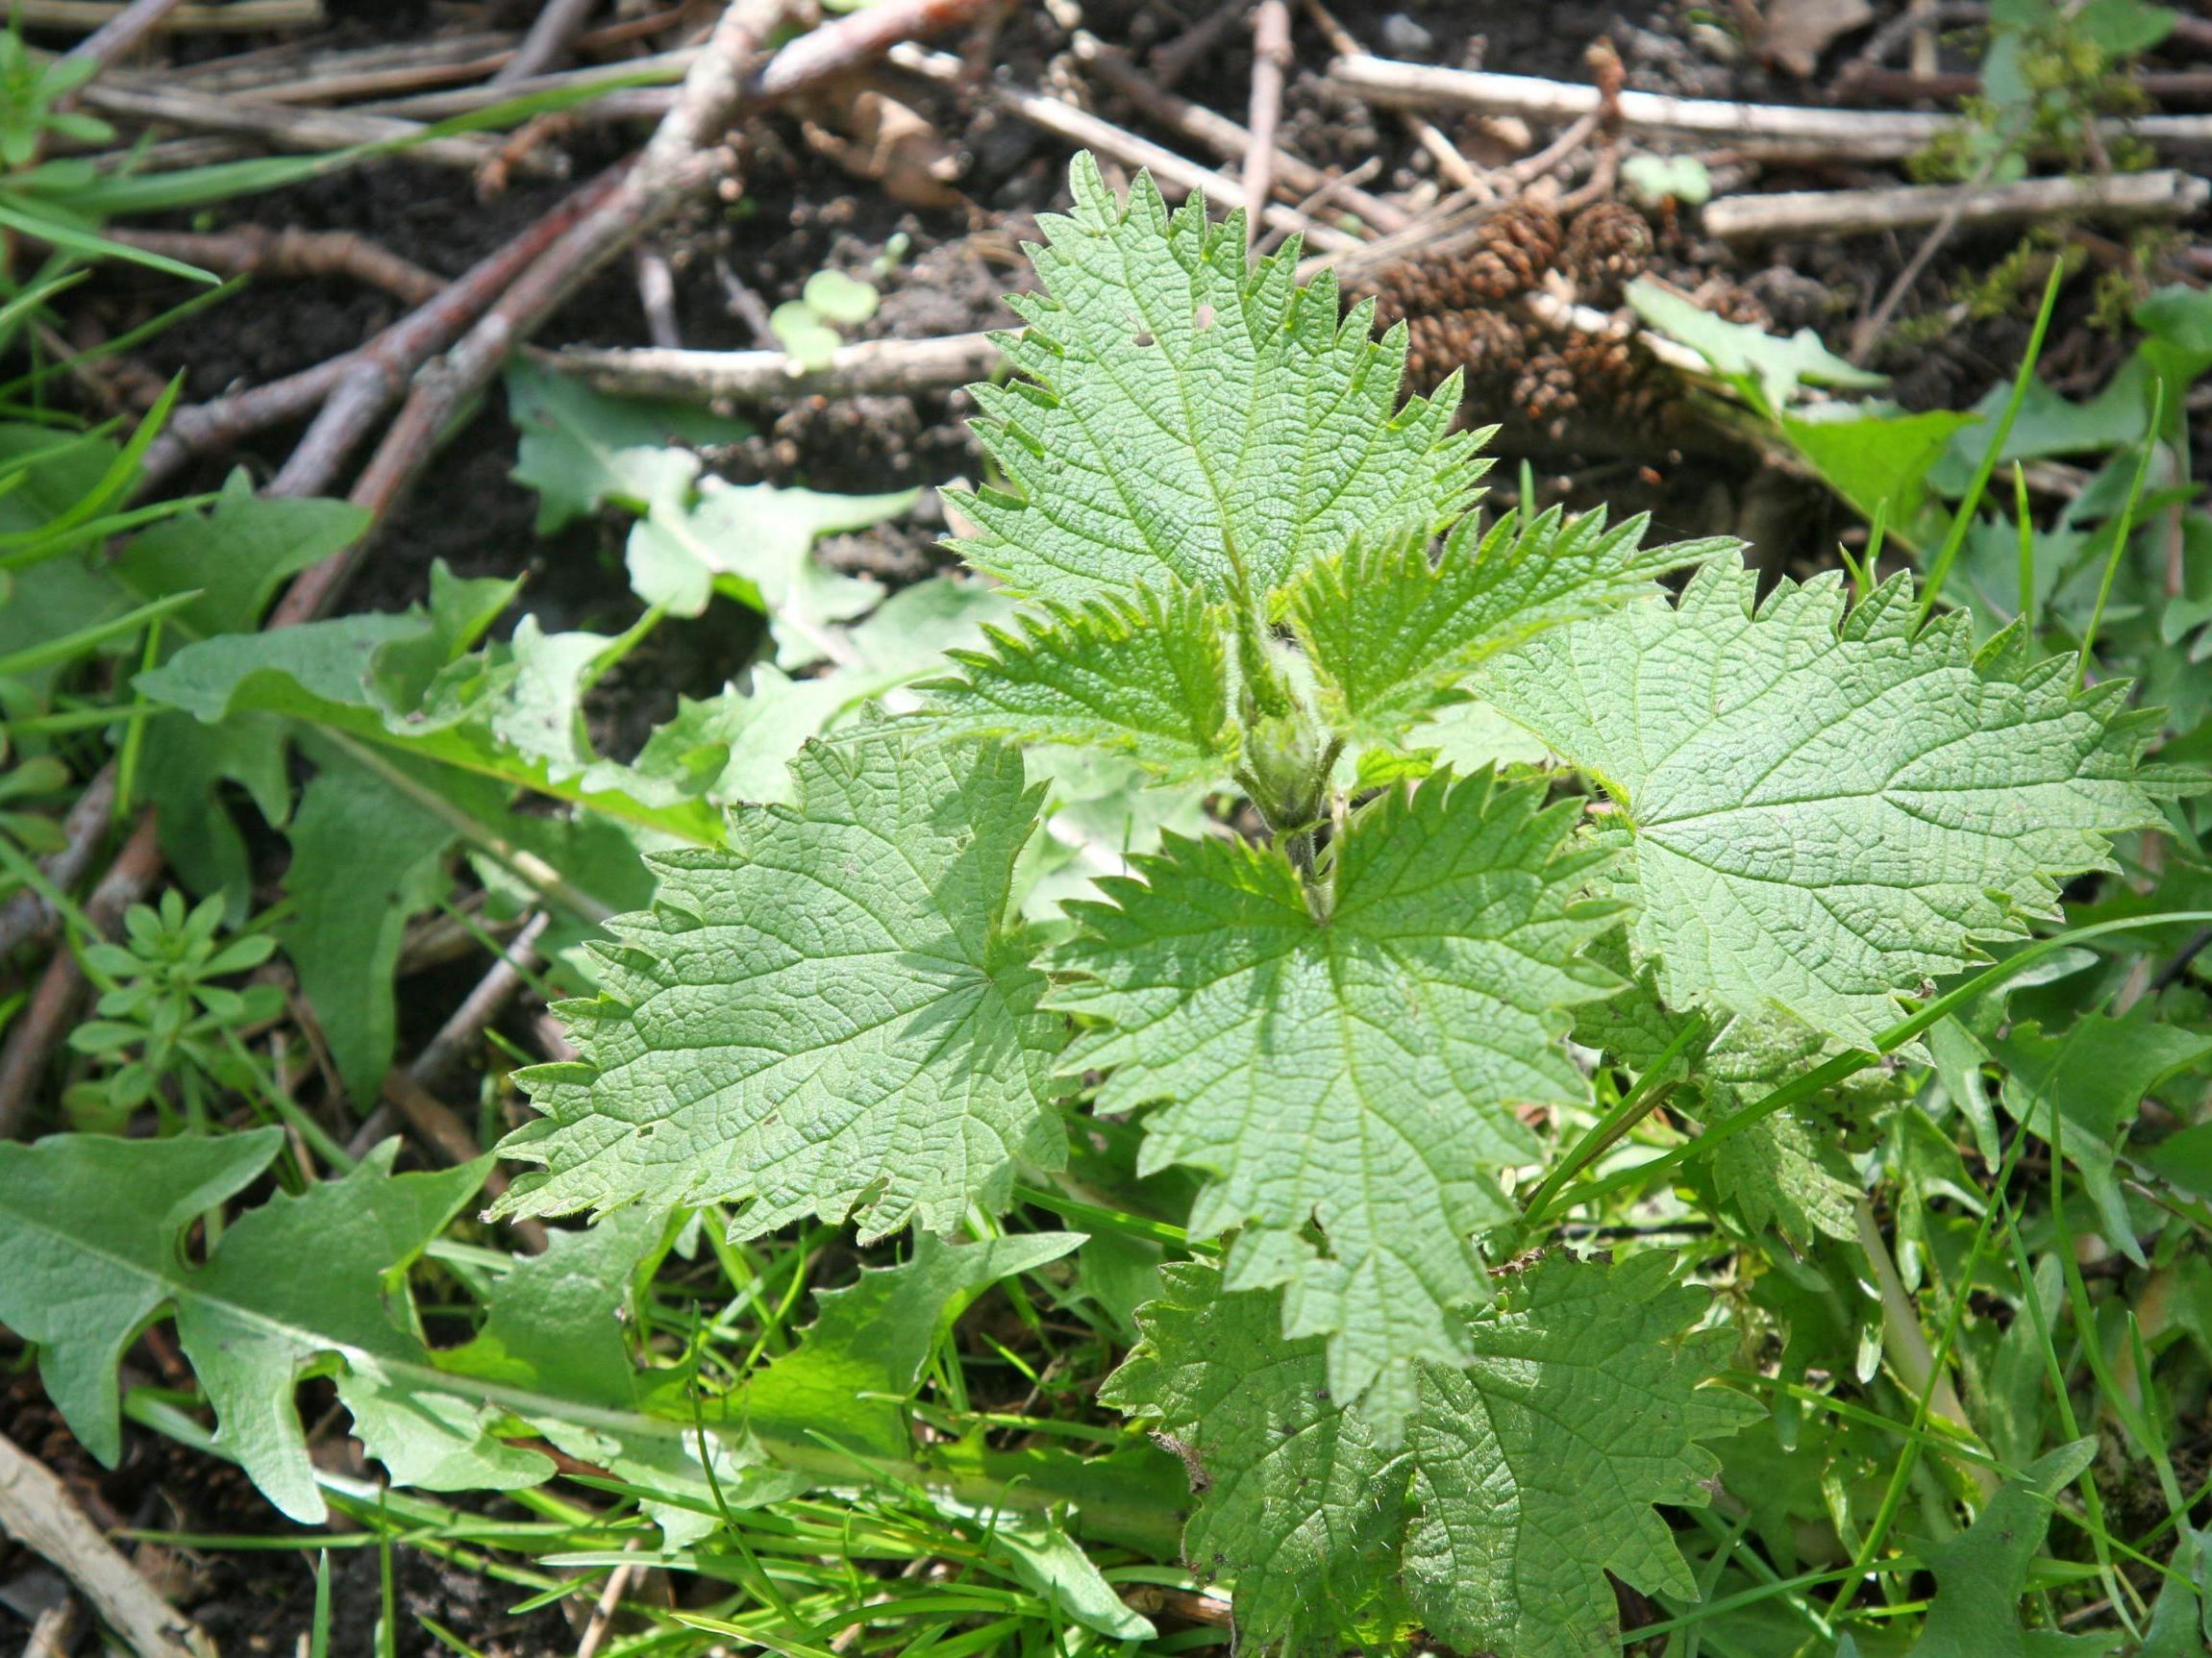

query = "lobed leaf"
[
  {"left": 1102, "top": 1253, "right": 1760, "bottom": 1658},
  {"left": 492, "top": 727, "right": 1066, "bottom": 1240},
  {"left": 1482, "top": 558, "right": 2166, "bottom": 1047},
  {"left": 0, "top": 1130, "right": 485, "bottom": 1522},
  {"left": 950, "top": 154, "right": 1481, "bottom": 607},
  {"left": 1054, "top": 767, "right": 1620, "bottom": 1440},
  {"left": 912, "top": 581, "right": 1235, "bottom": 780},
  {"left": 1288, "top": 505, "right": 1733, "bottom": 746}
]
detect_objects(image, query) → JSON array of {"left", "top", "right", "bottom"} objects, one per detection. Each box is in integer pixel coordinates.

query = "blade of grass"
[
  {"left": 1918, "top": 260, "right": 2064, "bottom": 625},
  {"left": 2077, "top": 381, "right": 2165, "bottom": 689}
]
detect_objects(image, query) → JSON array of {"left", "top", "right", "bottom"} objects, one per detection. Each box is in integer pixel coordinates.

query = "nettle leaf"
[
  {"left": 1483, "top": 559, "right": 2164, "bottom": 1048},
  {"left": 950, "top": 154, "right": 1479, "bottom": 606},
  {"left": 913, "top": 582, "right": 1235, "bottom": 780},
  {"left": 492, "top": 728, "right": 1066, "bottom": 1239},
  {"left": 1102, "top": 1253, "right": 1759, "bottom": 1658},
  {"left": 1574, "top": 939, "right": 1867, "bottom": 1250},
  {"left": 1288, "top": 506, "right": 1733, "bottom": 747},
  {"left": 0, "top": 1129, "right": 484, "bottom": 1522},
  {"left": 1054, "top": 768, "right": 1620, "bottom": 1439}
]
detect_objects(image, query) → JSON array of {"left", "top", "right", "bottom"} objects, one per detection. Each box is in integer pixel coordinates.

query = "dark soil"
[{"left": 11, "top": 0, "right": 2205, "bottom": 1651}]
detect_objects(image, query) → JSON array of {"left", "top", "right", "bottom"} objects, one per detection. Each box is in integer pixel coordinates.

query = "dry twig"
[
  {"left": 55, "top": 0, "right": 192, "bottom": 79},
  {"left": 1242, "top": 0, "right": 1291, "bottom": 251},
  {"left": 544, "top": 329, "right": 1002, "bottom": 403},
  {"left": 104, "top": 225, "right": 446, "bottom": 303},
  {"left": 1070, "top": 31, "right": 1407, "bottom": 231},
  {"left": 1329, "top": 53, "right": 2212, "bottom": 159},
  {"left": 84, "top": 80, "right": 545, "bottom": 175},
  {"left": 24, "top": 0, "right": 318, "bottom": 30},
  {"left": 0, "top": 765, "right": 116, "bottom": 960},
  {"left": 0, "top": 1431, "right": 213, "bottom": 1658},
  {"left": 889, "top": 43, "right": 1363, "bottom": 250},
  {"left": 0, "top": 816, "right": 162, "bottom": 1140},
  {"left": 268, "top": 0, "right": 1004, "bottom": 626},
  {"left": 497, "top": 0, "right": 603, "bottom": 84},
  {"left": 1703, "top": 168, "right": 2210, "bottom": 244}
]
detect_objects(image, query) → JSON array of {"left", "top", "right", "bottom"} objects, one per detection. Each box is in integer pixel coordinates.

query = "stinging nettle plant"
[{"left": 488, "top": 156, "right": 2168, "bottom": 1655}]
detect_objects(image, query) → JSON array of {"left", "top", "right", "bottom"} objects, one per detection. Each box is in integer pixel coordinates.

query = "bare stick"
[
  {"left": 634, "top": 242, "right": 683, "bottom": 349},
  {"left": 149, "top": 160, "right": 630, "bottom": 499},
  {"left": 271, "top": 0, "right": 1005, "bottom": 625},
  {"left": 1704, "top": 168, "right": 2210, "bottom": 243},
  {"left": 1071, "top": 31, "right": 1408, "bottom": 231},
  {"left": 410, "top": 911, "right": 550, "bottom": 1086},
  {"left": 0, "top": 764, "right": 116, "bottom": 959},
  {"left": 82, "top": 81, "right": 542, "bottom": 175},
  {"left": 24, "top": 0, "right": 319, "bottom": 30},
  {"left": 496, "top": 0, "right": 602, "bottom": 84},
  {"left": 543, "top": 329, "right": 1002, "bottom": 403},
  {"left": 0, "top": 1431, "right": 213, "bottom": 1658},
  {"left": 102, "top": 226, "right": 445, "bottom": 303},
  {"left": 0, "top": 815, "right": 162, "bottom": 1142},
  {"left": 1329, "top": 52, "right": 2212, "bottom": 159},
  {"left": 1243, "top": 1, "right": 1291, "bottom": 250},
  {"left": 889, "top": 43, "right": 1362, "bottom": 251},
  {"left": 1148, "top": 0, "right": 1246, "bottom": 87},
  {"left": 358, "top": 47, "right": 697, "bottom": 121},
  {"left": 57, "top": 0, "right": 192, "bottom": 78},
  {"left": 1300, "top": 0, "right": 1487, "bottom": 196},
  {"left": 1850, "top": 140, "right": 2005, "bottom": 360}
]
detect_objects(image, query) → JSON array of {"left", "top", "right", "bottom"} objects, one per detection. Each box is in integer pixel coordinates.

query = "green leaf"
[
  {"left": 748, "top": 1232, "right": 1082, "bottom": 1457},
  {"left": 1287, "top": 505, "right": 1732, "bottom": 745},
  {"left": 137, "top": 597, "right": 722, "bottom": 846},
  {"left": 1481, "top": 559, "right": 2164, "bottom": 1047},
  {"left": 1628, "top": 278, "right": 1885, "bottom": 412},
  {"left": 1101, "top": 1253, "right": 1759, "bottom": 1658},
  {"left": 624, "top": 474, "right": 910, "bottom": 662},
  {"left": 1573, "top": 936, "right": 1866, "bottom": 1248},
  {"left": 504, "top": 357, "right": 747, "bottom": 532},
  {"left": 913, "top": 581, "right": 1235, "bottom": 780},
  {"left": 1781, "top": 405, "right": 1976, "bottom": 551},
  {"left": 115, "top": 469, "right": 369, "bottom": 637},
  {"left": 0, "top": 1129, "right": 484, "bottom": 1522},
  {"left": 1053, "top": 768, "right": 1621, "bottom": 1439},
  {"left": 493, "top": 728, "right": 1066, "bottom": 1239},
  {"left": 1906, "top": 1439, "right": 2100, "bottom": 1658},
  {"left": 802, "top": 269, "right": 879, "bottom": 325},
  {"left": 281, "top": 756, "right": 456, "bottom": 1103},
  {"left": 949, "top": 155, "right": 1480, "bottom": 606},
  {"left": 1989, "top": 1013, "right": 2212, "bottom": 1265}
]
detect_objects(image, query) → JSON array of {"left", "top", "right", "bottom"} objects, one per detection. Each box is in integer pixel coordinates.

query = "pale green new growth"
[
  {"left": 1484, "top": 559, "right": 2164, "bottom": 1047},
  {"left": 913, "top": 581, "right": 1235, "bottom": 780},
  {"left": 949, "top": 154, "right": 1479, "bottom": 606},
  {"left": 1102, "top": 1253, "right": 1759, "bottom": 1658},
  {"left": 493, "top": 728, "right": 1064, "bottom": 1239},
  {"left": 1054, "top": 769, "right": 1620, "bottom": 1441},
  {"left": 1288, "top": 506, "right": 1735, "bottom": 746}
]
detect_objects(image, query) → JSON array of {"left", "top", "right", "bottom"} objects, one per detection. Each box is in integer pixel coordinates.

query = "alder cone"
[
  {"left": 1512, "top": 348, "right": 1579, "bottom": 439},
  {"left": 1455, "top": 200, "right": 1563, "bottom": 302},
  {"left": 1401, "top": 307, "right": 1526, "bottom": 395},
  {"left": 1558, "top": 327, "right": 1676, "bottom": 432},
  {"left": 1561, "top": 203, "right": 1653, "bottom": 306}
]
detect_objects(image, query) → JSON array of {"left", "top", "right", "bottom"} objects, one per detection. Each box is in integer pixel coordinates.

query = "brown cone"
[{"left": 1561, "top": 203, "right": 1654, "bottom": 307}]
